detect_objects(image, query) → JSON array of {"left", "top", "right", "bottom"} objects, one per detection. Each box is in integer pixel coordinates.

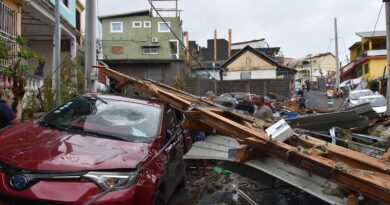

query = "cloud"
[{"left": 96, "top": 0, "right": 386, "bottom": 61}]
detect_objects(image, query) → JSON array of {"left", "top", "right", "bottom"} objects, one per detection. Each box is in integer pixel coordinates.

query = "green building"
[{"left": 99, "top": 10, "right": 187, "bottom": 85}]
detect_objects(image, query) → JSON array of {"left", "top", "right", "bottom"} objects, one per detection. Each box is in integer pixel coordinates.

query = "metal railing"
[{"left": 0, "top": 1, "right": 18, "bottom": 68}]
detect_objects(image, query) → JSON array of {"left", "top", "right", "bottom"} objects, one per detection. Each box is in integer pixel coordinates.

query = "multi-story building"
[
  {"left": 287, "top": 53, "right": 336, "bottom": 83},
  {"left": 99, "top": 9, "right": 186, "bottom": 85},
  {"left": 23, "top": 0, "right": 84, "bottom": 77},
  {"left": 340, "top": 31, "right": 387, "bottom": 81},
  {"left": 0, "top": 0, "right": 23, "bottom": 68}
]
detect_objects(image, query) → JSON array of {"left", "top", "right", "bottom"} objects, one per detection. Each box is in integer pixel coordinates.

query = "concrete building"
[
  {"left": 21, "top": 0, "right": 84, "bottom": 77},
  {"left": 286, "top": 53, "right": 336, "bottom": 84},
  {"left": 221, "top": 46, "right": 296, "bottom": 80},
  {"left": 99, "top": 9, "right": 187, "bottom": 85},
  {"left": 340, "top": 31, "right": 387, "bottom": 82}
]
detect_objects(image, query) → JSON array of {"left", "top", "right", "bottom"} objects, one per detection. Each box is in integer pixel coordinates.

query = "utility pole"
[
  {"left": 309, "top": 54, "right": 312, "bottom": 81},
  {"left": 384, "top": 0, "right": 390, "bottom": 114},
  {"left": 214, "top": 29, "right": 217, "bottom": 94},
  {"left": 334, "top": 18, "right": 340, "bottom": 88},
  {"left": 85, "top": 0, "right": 97, "bottom": 92},
  {"left": 54, "top": 0, "right": 61, "bottom": 106}
]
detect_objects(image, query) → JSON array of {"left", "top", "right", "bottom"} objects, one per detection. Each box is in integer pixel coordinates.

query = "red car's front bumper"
[{"left": 0, "top": 172, "right": 156, "bottom": 205}]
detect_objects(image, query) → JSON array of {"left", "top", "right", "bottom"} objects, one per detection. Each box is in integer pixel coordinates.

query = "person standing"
[
  {"left": 305, "top": 80, "right": 310, "bottom": 92},
  {"left": 253, "top": 95, "right": 273, "bottom": 121},
  {"left": 0, "top": 91, "right": 22, "bottom": 129}
]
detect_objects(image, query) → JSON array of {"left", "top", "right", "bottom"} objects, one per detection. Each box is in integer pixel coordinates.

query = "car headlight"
[{"left": 83, "top": 172, "right": 138, "bottom": 190}]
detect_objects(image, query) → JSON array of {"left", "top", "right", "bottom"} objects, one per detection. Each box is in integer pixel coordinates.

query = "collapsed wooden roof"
[{"left": 100, "top": 65, "right": 390, "bottom": 204}]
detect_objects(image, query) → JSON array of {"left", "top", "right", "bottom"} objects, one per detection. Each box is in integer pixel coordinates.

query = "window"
[
  {"left": 0, "top": 1, "right": 18, "bottom": 68},
  {"left": 111, "top": 46, "right": 124, "bottom": 55},
  {"left": 132, "top": 21, "right": 142, "bottom": 28},
  {"left": 144, "top": 21, "right": 151, "bottom": 28},
  {"left": 62, "top": 0, "right": 69, "bottom": 7},
  {"left": 240, "top": 71, "right": 251, "bottom": 80},
  {"left": 41, "top": 96, "right": 162, "bottom": 143},
  {"left": 110, "top": 22, "right": 123, "bottom": 33},
  {"left": 169, "top": 40, "right": 179, "bottom": 59},
  {"left": 143, "top": 47, "right": 159, "bottom": 55},
  {"left": 158, "top": 22, "right": 170, "bottom": 32},
  {"left": 364, "top": 64, "right": 369, "bottom": 74}
]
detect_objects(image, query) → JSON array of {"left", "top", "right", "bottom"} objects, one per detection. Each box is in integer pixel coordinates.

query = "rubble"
[{"left": 101, "top": 65, "right": 390, "bottom": 204}]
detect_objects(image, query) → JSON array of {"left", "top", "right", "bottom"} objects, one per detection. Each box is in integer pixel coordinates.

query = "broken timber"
[{"left": 101, "top": 66, "right": 390, "bottom": 203}]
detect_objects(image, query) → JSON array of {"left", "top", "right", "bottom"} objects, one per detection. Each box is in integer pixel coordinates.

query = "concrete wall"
[
  {"left": 101, "top": 15, "right": 183, "bottom": 60},
  {"left": 185, "top": 78, "right": 292, "bottom": 98},
  {"left": 106, "top": 61, "right": 187, "bottom": 86},
  {"left": 364, "top": 58, "right": 387, "bottom": 80},
  {"left": 311, "top": 54, "right": 336, "bottom": 77},
  {"left": 226, "top": 50, "right": 276, "bottom": 71},
  {"left": 223, "top": 70, "right": 276, "bottom": 80},
  {"left": 28, "top": 40, "right": 71, "bottom": 78}
]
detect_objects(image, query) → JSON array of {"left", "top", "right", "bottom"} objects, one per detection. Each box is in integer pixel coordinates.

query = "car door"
[{"left": 162, "top": 106, "right": 185, "bottom": 198}]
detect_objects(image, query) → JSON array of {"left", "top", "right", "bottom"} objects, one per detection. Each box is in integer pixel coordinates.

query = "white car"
[
  {"left": 348, "top": 89, "right": 375, "bottom": 108},
  {"left": 357, "top": 95, "right": 387, "bottom": 114}
]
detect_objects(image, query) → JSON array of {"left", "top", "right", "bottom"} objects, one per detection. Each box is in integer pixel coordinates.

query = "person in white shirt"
[{"left": 253, "top": 95, "right": 273, "bottom": 121}]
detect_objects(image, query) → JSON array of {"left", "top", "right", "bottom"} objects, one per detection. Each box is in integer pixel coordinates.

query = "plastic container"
[{"left": 286, "top": 112, "right": 298, "bottom": 119}]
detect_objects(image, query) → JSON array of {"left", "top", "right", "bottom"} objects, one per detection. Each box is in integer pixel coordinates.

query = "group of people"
[{"left": 0, "top": 90, "right": 22, "bottom": 130}]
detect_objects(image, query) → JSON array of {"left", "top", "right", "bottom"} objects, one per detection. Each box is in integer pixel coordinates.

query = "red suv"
[{"left": 0, "top": 94, "right": 189, "bottom": 205}]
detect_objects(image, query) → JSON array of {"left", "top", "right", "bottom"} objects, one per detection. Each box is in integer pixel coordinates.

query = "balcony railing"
[
  {"left": 365, "top": 49, "right": 387, "bottom": 56},
  {"left": 0, "top": 1, "right": 18, "bottom": 68}
]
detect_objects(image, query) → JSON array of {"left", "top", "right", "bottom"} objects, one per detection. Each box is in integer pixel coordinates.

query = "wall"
[
  {"left": 226, "top": 50, "right": 276, "bottom": 71},
  {"left": 106, "top": 61, "right": 187, "bottom": 86},
  {"left": 223, "top": 70, "right": 276, "bottom": 80},
  {"left": 28, "top": 40, "right": 71, "bottom": 78},
  {"left": 185, "top": 78, "right": 292, "bottom": 98},
  {"left": 49, "top": 0, "right": 76, "bottom": 27},
  {"left": 312, "top": 54, "right": 336, "bottom": 76},
  {"left": 102, "top": 15, "right": 183, "bottom": 60},
  {"left": 364, "top": 58, "right": 387, "bottom": 80}
]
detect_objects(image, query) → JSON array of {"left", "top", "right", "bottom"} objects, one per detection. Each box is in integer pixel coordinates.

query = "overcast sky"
[{"left": 93, "top": 0, "right": 386, "bottom": 62}]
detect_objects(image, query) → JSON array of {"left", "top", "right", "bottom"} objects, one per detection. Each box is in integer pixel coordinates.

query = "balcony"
[{"left": 365, "top": 49, "right": 387, "bottom": 56}]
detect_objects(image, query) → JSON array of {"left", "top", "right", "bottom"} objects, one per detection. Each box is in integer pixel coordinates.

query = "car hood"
[
  {"left": 372, "top": 106, "right": 387, "bottom": 114},
  {"left": 0, "top": 122, "right": 152, "bottom": 171}
]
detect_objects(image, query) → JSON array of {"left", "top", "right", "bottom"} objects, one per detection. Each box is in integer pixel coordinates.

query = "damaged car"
[{"left": 0, "top": 94, "right": 189, "bottom": 205}]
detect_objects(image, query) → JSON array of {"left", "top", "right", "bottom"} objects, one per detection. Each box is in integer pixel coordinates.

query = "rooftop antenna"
[{"left": 149, "top": 0, "right": 181, "bottom": 17}]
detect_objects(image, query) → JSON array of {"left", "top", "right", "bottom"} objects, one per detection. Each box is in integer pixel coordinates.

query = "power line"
[
  {"left": 372, "top": 2, "right": 384, "bottom": 37},
  {"left": 325, "top": 38, "right": 333, "bottom": 53},
  {"left": 146, "top": 0, "right": 232, "bottom": 95}
]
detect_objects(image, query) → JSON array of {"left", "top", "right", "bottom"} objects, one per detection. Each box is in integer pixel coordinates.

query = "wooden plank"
[{"left": 100, "top": 65, "right": 390, "bottom": 203}]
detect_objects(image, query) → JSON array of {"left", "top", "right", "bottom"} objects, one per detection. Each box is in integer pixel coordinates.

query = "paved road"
[{"left": 305, "top": 90, "right": 345, "bottom": 110}]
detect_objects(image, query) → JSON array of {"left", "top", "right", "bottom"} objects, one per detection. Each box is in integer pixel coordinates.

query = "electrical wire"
[
  {"left": 371, "top": 2, "right": 384, "bottom": 38},
  {"left": 146, "top": 0, "right": 233, "bottom": 96}
]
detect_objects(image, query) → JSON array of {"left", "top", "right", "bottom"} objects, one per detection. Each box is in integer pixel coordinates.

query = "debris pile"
[{"left": 101, "top": 66, "right": 390, "bottom": 204}]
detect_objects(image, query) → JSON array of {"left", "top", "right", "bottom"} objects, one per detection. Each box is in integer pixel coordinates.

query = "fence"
[{"left": 185, "top": 77, "right": 292, "bottom": 97}]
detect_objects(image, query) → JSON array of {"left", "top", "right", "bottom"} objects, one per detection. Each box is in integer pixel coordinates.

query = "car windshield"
[
  {"left": 358, "top": 97, "right": 386, "bottom": 107},
  {"left": 350, "top": 90, "right": 374, "bottom": 100},
  {"left": 39, "top": 96, "right": 162, "bottom": 143}
]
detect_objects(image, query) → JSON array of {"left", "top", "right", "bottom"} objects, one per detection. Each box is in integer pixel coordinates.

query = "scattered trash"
[
  {"left": 213, "top": 166, "right": 232, "bottom": 175},
  {"left": 334, "top": 162, "right": 352, "bottom": 173}
]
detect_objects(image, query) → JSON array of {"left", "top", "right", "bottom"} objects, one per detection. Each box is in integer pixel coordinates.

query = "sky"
[{"left": 92, "top": 0, "right": 386, "bottom": 63}]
